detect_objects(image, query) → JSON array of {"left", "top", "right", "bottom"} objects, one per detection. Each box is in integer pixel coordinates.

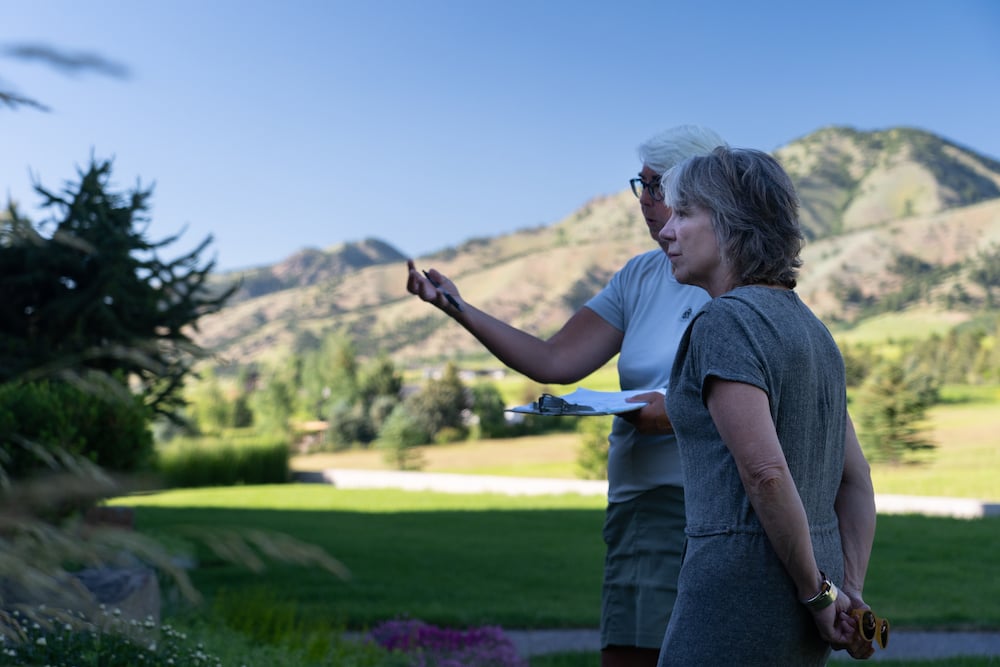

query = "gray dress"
[{"left": 659, "top": 287, "right": 848, "bottom": 666}]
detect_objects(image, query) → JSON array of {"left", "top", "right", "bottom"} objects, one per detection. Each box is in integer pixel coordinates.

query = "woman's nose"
[{"left": 658, "top": 221, "right": 674, "bottom": 242}]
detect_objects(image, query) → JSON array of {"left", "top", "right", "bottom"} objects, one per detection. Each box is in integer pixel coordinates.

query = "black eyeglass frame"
[{"left": 629, "top": 177, "right": 665, "bottom": 202}]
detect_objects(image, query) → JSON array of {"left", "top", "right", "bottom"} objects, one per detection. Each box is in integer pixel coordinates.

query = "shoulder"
[
  {"left": 616, "top": 249, "right": 668, "bottom": 274},
  {"left": 690, "top": 291, "right": 759, "bottom": 333},
  {"left": 614, "top": 249, "right": 690, "bottom": 288}
]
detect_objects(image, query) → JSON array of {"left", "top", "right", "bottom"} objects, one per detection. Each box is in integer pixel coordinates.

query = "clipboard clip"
[{"left": 535, "top": 393, "right": 594, "bottom": 414}]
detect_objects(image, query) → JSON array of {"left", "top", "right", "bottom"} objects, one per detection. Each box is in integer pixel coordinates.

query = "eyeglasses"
[
  {"left": 851, "top": 609, "right": 890, "bottom": 649},
  {"left": 629, "top": 177, "right": 664, "bottom": 201}
]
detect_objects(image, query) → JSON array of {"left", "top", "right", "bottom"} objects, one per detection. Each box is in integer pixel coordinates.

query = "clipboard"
[{"left": 507, "top": 387, "right": 664, "bottom": 416}]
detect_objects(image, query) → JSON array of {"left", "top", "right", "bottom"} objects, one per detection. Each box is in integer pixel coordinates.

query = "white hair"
[{"left": 637, "top": 125, "right": 728, "bottom": 175}]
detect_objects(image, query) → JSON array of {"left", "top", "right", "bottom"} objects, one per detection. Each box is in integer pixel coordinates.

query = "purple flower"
[{"left": 368, "top": 618, "right": 527, "bottom": 667}]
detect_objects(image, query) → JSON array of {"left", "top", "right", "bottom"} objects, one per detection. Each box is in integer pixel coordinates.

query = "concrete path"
[
  {"left": 504, "top": 628, "right": 1000, "bottom": 660},
  {"left": 298, "top": 468, "right": 1000, "bottom": 518}
]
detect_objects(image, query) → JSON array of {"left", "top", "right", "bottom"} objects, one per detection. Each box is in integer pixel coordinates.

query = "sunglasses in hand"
[{"left": 851, "top": 608, "right": 890, "bottom": 649}]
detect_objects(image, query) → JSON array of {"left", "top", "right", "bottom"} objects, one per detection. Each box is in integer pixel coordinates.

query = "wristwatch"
[{"left": 802, "top": 572, "right": 838, "bottom": 610}]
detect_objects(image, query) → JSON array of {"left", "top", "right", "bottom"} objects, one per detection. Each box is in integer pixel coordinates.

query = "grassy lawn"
[
  {"left": 292, "top": 433, "right": 586, "bottom": 479},
  {"left": 120, "top": 485, "right": 1000, "bottom": 632}
]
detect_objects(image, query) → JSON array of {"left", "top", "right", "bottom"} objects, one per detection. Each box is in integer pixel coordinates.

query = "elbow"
[
  {"left": 842, "top": 454, "right": 874, "bottom": 491},
  {"left": 528, "top": 359, "right": 586, "bottom": 385},
  {"left": 741, "top": 459, "right": 790, "bottom": 500},
  {"left": 534, "top": 371, "right": 584, "bottom": 385}
]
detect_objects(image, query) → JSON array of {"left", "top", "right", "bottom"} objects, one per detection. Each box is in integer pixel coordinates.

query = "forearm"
[
  {"left": 711, "top": 381, "right": 825, "bottom": 600},
  {"left": 836, "top": 416, "right": 876, "bottom": 594},
  {"left": 407, "top": 262, "right": 619, "bottom": 385},
  {"left": 835, "top": 478, "right": 875, "bottom": 594},
  {"left": 743, "top": 465, "right": 823, "bottom": 600},
  {"left": 451, "top": 304, "right": 582, "bottom": 383}
]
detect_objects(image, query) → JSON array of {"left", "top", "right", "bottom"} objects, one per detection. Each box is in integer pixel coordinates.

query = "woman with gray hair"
[
  {"left": 655, "top": 147, "right": 877, "bottom": 664},
  {"left": 407, "top": 125, "right": 724, "bottom": 667}
]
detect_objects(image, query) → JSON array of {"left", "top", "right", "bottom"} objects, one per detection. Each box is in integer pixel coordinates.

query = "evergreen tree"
[
  {"left": 0, "top": 159, "right": 236, "bottom": 419},
  {"left": 856, "top": 359, "right": 937, "bottom": 463}
]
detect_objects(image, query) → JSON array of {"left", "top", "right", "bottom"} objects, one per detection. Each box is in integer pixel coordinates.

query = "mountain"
[
  {"left": 777, "top": 126, "right": 1000, "bottom": 239},
  {"left": 196, "top": 126, "right": 1000, "bottom": 368},
  {"left": 215, "top": 237, "right": 407, "bottom": 303}
]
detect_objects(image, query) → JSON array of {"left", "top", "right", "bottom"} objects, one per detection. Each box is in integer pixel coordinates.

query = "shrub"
[
  {"left": 575, "top": 415, "right": 612, "bottom": 480},
  {"left": 0, "top": 379, "right": 153, "bottom": 480},
  {"left": 156, "top": 433, "right": 289, "bottom": 488},
  {"left": 376, "top": 404, "right": 427, "bottom": 471},
  {"left": 470, "top": 383, "right": 509, "bottom": 439}
]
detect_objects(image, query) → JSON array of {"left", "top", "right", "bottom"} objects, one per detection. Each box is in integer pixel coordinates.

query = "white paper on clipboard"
[{"left": 507, "top": 387, "right": 665, "bottom": 416}]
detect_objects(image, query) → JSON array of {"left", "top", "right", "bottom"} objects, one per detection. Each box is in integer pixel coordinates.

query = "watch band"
[{"left": 803, "top": 572, "right": 838, "bottom": 610}]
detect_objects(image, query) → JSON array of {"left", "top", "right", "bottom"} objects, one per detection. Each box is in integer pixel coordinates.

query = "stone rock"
[{"left": 74, "top": 566, "right": 161, "bottom": 628}]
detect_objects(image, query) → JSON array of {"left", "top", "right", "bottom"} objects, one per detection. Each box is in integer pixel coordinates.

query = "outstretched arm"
[{"left": 406, "top": 260, "right": 622, "bottom": 384}]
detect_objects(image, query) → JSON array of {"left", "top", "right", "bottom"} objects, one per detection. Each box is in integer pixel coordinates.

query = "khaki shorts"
[{"left": 600, "top": 484, "right": 685, "bottom": 650}]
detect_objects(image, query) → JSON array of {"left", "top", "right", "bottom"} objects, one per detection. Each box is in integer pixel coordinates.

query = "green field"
[
  {"left": 293, "top": 384, "right": 1000, "bottom": 501},
  {"left": 831, "top": 308, "right": 975, "bottom": 346}
]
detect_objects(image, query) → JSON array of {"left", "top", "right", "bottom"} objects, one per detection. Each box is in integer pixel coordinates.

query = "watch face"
[{"left": 805, "top": 577, "right": 835, "bottom": 609}]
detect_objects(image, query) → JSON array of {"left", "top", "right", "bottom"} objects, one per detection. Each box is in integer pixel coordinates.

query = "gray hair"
[
  {"left": 662, "top": 146, "right": 804, "bottom": 289},
  {"left": 637, "top": 125, "right": 727, "bottom": 175}
]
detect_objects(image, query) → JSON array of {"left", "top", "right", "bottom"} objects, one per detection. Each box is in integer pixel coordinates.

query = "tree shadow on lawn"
[
  {"left": 133, "top": 505, "right": 606, "bottom": 631},
  {"left": 133, "top": 507, "right": 1000, "bottom": 632}
]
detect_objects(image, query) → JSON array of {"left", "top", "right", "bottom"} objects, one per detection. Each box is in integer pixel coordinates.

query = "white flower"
[{"left": 35, "top": 636, "right": 47, "bottom": 646}]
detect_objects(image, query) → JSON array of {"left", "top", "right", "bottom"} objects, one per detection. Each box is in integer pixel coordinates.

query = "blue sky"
[{"left": 3, "top": 1, "right": 999, "bottom": 272}]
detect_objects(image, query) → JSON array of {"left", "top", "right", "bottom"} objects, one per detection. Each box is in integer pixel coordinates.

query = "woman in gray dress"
[{"left": 654, "top": 146, "right": 877, "bottom": 665}]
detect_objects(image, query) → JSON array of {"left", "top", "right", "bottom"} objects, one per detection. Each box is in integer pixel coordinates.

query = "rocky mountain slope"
[{"left": 196, "top": 126, "right": 1000, "bottom": 368}]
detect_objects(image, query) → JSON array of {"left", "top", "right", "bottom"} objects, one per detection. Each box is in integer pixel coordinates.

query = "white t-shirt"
[{"left": 585, "top": 249, "right": 710, "bottom": 502}]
